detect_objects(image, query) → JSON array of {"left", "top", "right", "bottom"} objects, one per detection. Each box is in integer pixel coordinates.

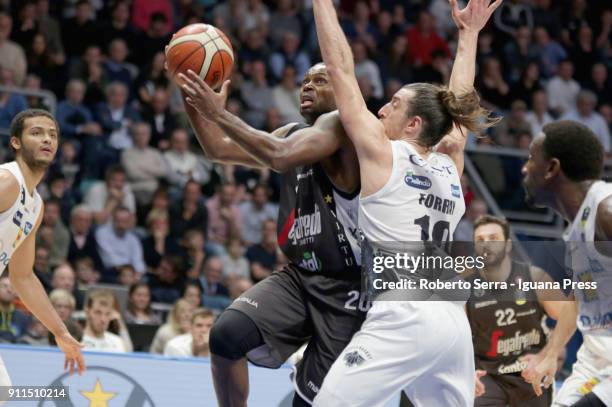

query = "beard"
[
  {"left": 480, "top": 242, "right": 507, "bottom": 267},
  {"left": 20, "top": 146, "right": 53, "bottom": 171}
]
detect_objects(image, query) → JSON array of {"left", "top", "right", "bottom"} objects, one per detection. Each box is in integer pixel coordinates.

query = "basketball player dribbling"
[
  {"left": 0, "top": 109, "right": 84, "bottom": 387},
  {"left": 172, "top": 6, "right": 486, "bottom": 403},
  {"left": 309, "top": 0, "right": 500, "bottom": 405},
  {"left": 522, "top": 121, "right": 612, "bottom": 407}
]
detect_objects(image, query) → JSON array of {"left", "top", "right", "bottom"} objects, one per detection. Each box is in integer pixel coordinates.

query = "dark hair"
[
  {"left": 402, "top": 83, "right": 499, "bottom": 147},
  {"left": 541, "top": 121, "right": 603, "bottom": 181},
  {"left": 473, "top": 215, "right": 510, "bottom": 240},
  {"left": 127, "top": 282, "right": 151, "bottom": 315},
  {"left": 105, "top": 164, "right": 125, "bottom": 180},
  {"left": 44, "top": 197, "right": 61, "bottom": 209},
  {"left": 181, "top": 280, "right": 202, "bottom": 297},
  {"left": 150, "top": 12, "right": 167, "bottom": 24},
  {"left": 9, "top": 108, "right": 59, "bottom": 153}
]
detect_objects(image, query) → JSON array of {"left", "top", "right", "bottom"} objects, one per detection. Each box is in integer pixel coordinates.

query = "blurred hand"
[
  {"left": 55, "top": 332, "right": 85, "bottom": 376},
  {"left": 475, "top": 370, "right": 487, "bottom": 398},
  {"left": 450, "top": 0, "right": 503, "bottom": 33},
  {"left": 180, "top": 70, "right": 230, "bottom": 120},
  {"left": 522, "top": 353, "right": 556, "bottom": 396}
]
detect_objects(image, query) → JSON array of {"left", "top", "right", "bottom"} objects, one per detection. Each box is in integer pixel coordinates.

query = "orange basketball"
[{"left": 166, "top": 23, "right": 234, "bottom": 90}]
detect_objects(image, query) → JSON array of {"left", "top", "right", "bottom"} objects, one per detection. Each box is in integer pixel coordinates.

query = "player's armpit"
[
  {"left": 0, "top": 170, "right": 20, "bottom": 213},
  {"left": 595, "top": 196, "right": 612, "bottom": 255}
]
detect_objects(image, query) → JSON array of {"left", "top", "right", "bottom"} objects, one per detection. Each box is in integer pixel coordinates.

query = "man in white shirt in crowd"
[
  {"left": 239, "top": 184, "right": 278, "bottom": 245},
  {"left": 562, "top": 90, "right": 611, "bottom": 155},
  {"left": 81, "top": 289, "right": 126, "bottom": 352},
  {"left": 83, "top": 164, "right": 136, "bottom": 225},
  {"left": 164, "top": 308, "right": 214, "bottom": 358},
  {"left": 163, "top": 128, "right": 211, "bottom": 190},
  {"left": 546, "top": 59, "right": 580, "bottom": 116},
  {"left": 525, "top": 90, "right": 554, "bottom": 137}
]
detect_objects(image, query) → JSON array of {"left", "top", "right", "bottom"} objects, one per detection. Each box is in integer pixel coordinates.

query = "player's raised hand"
[
  {"left": 474, "top": 370, "right": 487, "bottom": 397},
  {"left": 56, "top": 331, "right": 86, "bottom": 376},
  {"left": 450, "top": 0, "right": 503, "bottom": 33},
  {"left": 180, "top": 70, "right": 230, "bottom": 120}
]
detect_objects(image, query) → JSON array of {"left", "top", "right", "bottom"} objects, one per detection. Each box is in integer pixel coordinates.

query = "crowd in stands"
[{"left": 0, "top": 0, "right": 610, "bottom": 357}]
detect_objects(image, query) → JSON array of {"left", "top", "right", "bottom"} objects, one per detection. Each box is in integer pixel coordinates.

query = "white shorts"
[
  {"left": 554, "top": 344, "right": 612, "bottom": 406},
  {"left": 312, "top": 301, "right": 474, "bottom": 407}
]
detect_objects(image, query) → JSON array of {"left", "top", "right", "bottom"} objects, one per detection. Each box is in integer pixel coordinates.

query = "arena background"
[{"left": 0, "top": 0, "right": 611, "bottom": 405}]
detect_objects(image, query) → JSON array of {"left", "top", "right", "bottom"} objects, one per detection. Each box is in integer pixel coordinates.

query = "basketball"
[{"left": 166, "top": 23, "right": 234, "bottom": 90}]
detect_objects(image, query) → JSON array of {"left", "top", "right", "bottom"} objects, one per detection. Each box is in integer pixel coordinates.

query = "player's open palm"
[
  {"left": 450, "top": 0, "right": 503, "bottom": 33},
  {"left": 56, "top": 332, "right": 86, "bottom": 376},
  {"left": 180, "top": 70, "right": 230, "bottom": 120}
]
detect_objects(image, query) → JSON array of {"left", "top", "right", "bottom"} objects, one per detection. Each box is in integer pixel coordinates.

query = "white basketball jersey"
[
  {"left": 359, "top": 140, "right": 465, "bottom": 244},
  {"left": 564, "top": 180, "right": 612, "bottom": 361},
  {"left": 0, "top": 161, "right": 42, "bottom": 275}
]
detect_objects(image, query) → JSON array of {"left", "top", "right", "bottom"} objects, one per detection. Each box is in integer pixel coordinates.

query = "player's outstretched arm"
[
  {"left": 181, "top": 72, "right": 347, "bottom": 173},
  {"left": 8, "top": 206, "right": 85, "bottom": 376}
]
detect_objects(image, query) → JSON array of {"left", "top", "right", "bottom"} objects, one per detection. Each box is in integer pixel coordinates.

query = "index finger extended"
[{"left": 186, "top": 70, "right": 214, "bottom": 93}]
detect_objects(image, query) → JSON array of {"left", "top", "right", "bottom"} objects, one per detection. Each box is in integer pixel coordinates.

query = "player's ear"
[
  {"left": 544, "top": 157, "right": 562, "bottom": 180},
  {"left": 9, "top": 136, "right": 21, "bottom": 152},
  {"left": 505, "top": 239, "right": 512, "bottom": 254}
]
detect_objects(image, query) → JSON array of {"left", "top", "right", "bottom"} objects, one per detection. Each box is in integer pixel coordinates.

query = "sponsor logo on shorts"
[
  {"left": 497, "top": 359, "right": 528, "bottom": 374},
  {"left": 404, "top": 171, "right": 432, "bottom": 190},
  {"left": 343, "top": 351, "right": 366, "bottom": 367},
  {"left": 307, "top": 381, "right": 319, "bottom": 393},
  {"left": 235, "top": 297, "right": 258, "bottom": 308}
]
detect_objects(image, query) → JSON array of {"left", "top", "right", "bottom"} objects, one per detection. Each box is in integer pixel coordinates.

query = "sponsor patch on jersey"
[
  {"left": 299, "top": 251, "right": 322, "bottom": 272},
  {"left": 404, "top": 171, "right": 432, "bottom": 190},
  {"left": 581, "top": 206, "right": 591, "bottom": 224},
  {"left": 451, "top": 184, "right": 461, "bottom": 198},
  {"left": 579, "top": 377, "right": 600, "bottom": 395},
  {"left": 288, "top": 206, "right": 322, "bottom": 246},
  {"left": 344, "top": 351, "right": 365, "bottom": 367}
]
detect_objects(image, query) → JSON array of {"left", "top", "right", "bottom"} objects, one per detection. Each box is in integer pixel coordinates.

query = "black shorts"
[
  {"left": 475, "top": 373, "right": 553, "bottom": 407},
  {"left": 227, "top": 265, "right": 367, "bottom": 403}
]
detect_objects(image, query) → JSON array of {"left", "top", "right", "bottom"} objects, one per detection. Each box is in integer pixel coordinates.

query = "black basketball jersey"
[
  {"left": 466, "top": 261, "right": 548, "bottom": 375},
  {"left": 276, "top": 124, "right": 361, "bottom": 277}
]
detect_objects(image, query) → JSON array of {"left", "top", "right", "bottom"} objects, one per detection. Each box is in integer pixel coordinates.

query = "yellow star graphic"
[
  {"left": 80, "top": 379, "right": 117, "bottom": 407},
  {"left": 324, "top": 195, "right": 333, "bottom": 204}
]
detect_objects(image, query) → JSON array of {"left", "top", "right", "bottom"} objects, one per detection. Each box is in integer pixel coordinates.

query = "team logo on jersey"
[
  {"left": 12, "top": 210, "right": 23, "bottom": 227},
  {"left": 299, "top": 251, "right": 322, "bottom": 272},
  {"left": 581, "top": 207, "right": 591, "bottom": 225},
  {"left": 451, "top": 184, "right": 461, "bottom": 198},
  {"left": 404, "top": 171, "right": 431, "bottom": 190},
  {"left": 343, "top": 351, "right": 366, "bottom": 367},
  {"left": 409, "top": 154, "right": 427, "bottom": 167}
]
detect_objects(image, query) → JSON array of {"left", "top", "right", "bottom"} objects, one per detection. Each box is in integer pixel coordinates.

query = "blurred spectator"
[
  {"left": 454, "top": 199, "right": 489, "bottom": 242},
  {"left": 141, "top": 88, "right": 177, "bottom": 149},
  {"left": 240, "top": 60, "right": 273, "bottom": 128},
  {"left": 533, "top": 26, "right": 567, "bottom": 79},
  {"left": 35, "top": 0, "right": 65, "bottom": 63},
  {"left": 82, "top": 289, "right": 127, "bottom": 352},
  {"left": 150, "top": 298, "right": 193, "bottom": 354},
  {"left": 492, "top": 100, "right": 532, "bottom": 148},
  {"left": 340, "top": 0, "right": 376, "bottom": 50},
  {"left": 37, "top": 198, "right": 70, "bottom": 268},
  {"left": 240, "top": 0, "right": 270, "bottom": 39},
  {"left": 95, "top": 81, "right": 141, "bottom": 152},
  {"left": 164, "top": 308, "right": 213, "bottom": 357},
  {"left": 272, "top": 65, "right": 302, "bottom": 124},
  {"left": 562, "top": 90, "right": 611, "bottom": 154},
  {"left": 246, "top": 219, "right": 280, "bottom": 282},
  {"left": 103, "top": 39, "right": 136, "bottom": 91},
  {"left": 0, "top": 276, "right": 30, "bottom": 343},
  {"left": 49, "top": 289, "right": 76, "bottom": 322},
  {"left": 503, "top": 26, "right": 538, "bottom": 83},
  {"left": 56, "top": 79, "right": 102, "bottom": 139},
  {"left": 221, "top": 237, "right": 250, "bottom": 281},
  {"left": 206, "top": 183, "right": 242, "bottom": 252},
  {"left": 100, "top": 0, "right": 137, "bottom": 54},
  {"left": 569, "top": 24, "right": 598, "bottom": 83},
  {"left": 269, "top": 32, "right": 310, "bottom": 83},
  {"left": 67, "top": 205, "right": 103, "bottom": 269},
  {"left": 0, "top": 68, "right": 28, "bottom": 129},
  {"left": 170, "top": 180, "right": 208, "bottom": 240},
  {"left": 199, "top": 257, "right": 231, "bottom": 311},
  {"left": 164, "top": 129, "right": 212, "bottom": 190},
  {"left": 95, "top": 206, "right": 146, "bottom": 275},
  {"left": 181, "top": 281, "right": 202, "bottom": 308},
  {"left": 181, "top": 229, "right": 207, "bottom": 280},
  {"left": 84, "top": 165, "right": 136, "bottom": 225},
  {"left": 53, "top": 141, "right": 81, "bottom": 190},
  {"left": 46, "top": 173, "right": 76, "bottom": 225},
  {"left": 373, "top": 10, "right": 403, "bottom": 54},
  {"left": 117, "top": 264, "right": 138, "bottom": 287},
  {"left": 228, "top": 276, "right": 253, "bottom": 301},
  {"left": 493, "top": 0, "right": 534, "bottom": 38},
  {"left": 405, "top": 10, "right": 450, "bottom": 67},
  {"left": 146, "top": 255, "right": 184, "bottom": 304},
  {"left": 33, "top": 246, "right": 52, "bottom": 292},
  {"left": 509, "top": 62, "right": 543, "bottom": 108},
  {"left": 61, "top": 0, "right": 100, "bottom": 60},
  {"left": 70, "top": 45, "right": 108, "bottom": 108},
  {"left": 353, "top": 40, "right": 383, "bottom": 99},
  {"left": 268, "top": 0, "right": 302, "bottom": 48},
  {"left": 546, "top": 59, "right": 580, "bottom": 116},
  {"left": 532, "top": 0, "right": 562, "bottom": 38},
  {"left": 136, "top": 51, "right": 170, "bottom": 109},
  {"left": 238, "top": 28, "right": 271, "bottom": 70},
  {"left": 141, "top": 208, "right": 181, "bottom": 269},
  {"left": 23, "top": 74, "right": 46, "bottom": 110},
  {"left": 18, "top": 317, "right": 49, "bottom": 346},
  {"left": 525, "top": 90, "right": 554, "bottom": 137},
  {"left": 378, "top": 36, "right": 412, "bottom": 84},
  {"left": 121, "top": 122, "right": 168, "bottom": 206},
  {"left": 125, "top": 283, "right": 162, "bottom": 325},
  {"left": 50, "top": 262, "right": 84, "bottom": 309},
  {"left": 73, "top": 256, "right": 100, "bottom": 294},
  {"left": 477, "top": 57, "right": 511, "bottom": 111},
  {"left": 0, "top": 11, "right": 27, "bottom": 86},
  {"left": 131, "top": 0, "right": 173, "bottom": 34},
  {"left": 429, "top": 0, "right": 465, "bottom": 38},
  {"left": 413, "top": 49, "right": 450, "bottom": 86},
  {"left": 585, "top": 63, "right": 611, "bottom": 108},
  {"left": 240, "top": 184, "right": 278, "bottom": 245},
  {"left": 26, "top": 33, "right": 63, "bottom": 93},
  {"left": 133, "top": 12, "right": 171, "bottom": 67}
]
